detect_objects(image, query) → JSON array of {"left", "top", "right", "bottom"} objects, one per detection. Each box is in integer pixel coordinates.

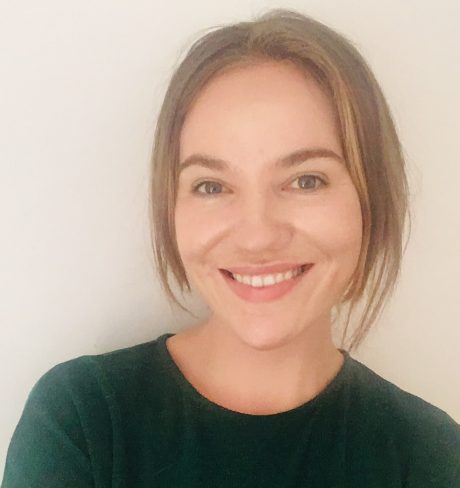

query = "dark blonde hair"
[{"left": 149, "top": 8, "right": 411, "bottom": 352}]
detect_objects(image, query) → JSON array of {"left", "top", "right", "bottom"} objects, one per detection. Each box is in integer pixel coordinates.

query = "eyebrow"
[{"left": 178, "top": 147, "right": 344, "bottom": 174}]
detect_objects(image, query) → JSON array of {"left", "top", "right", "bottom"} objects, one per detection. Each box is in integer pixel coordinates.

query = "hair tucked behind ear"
[{"left": 148, "top": 8, "right": 411, "bottom": 353}]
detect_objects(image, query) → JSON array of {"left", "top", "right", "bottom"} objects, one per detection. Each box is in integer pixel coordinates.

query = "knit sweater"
[{"left": 2, "top": 332, "right": 459, "bottom": 487}]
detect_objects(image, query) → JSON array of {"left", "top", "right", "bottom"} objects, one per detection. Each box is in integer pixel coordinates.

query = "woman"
[{"left": 2, "top": 8, "right": 459, "bottom": 487}]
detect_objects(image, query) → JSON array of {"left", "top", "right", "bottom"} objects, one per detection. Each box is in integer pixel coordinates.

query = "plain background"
[{"left": 1, "top": 0, "right": 459, "bottom": 473}]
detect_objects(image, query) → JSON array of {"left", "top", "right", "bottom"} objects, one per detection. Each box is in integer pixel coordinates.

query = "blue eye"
[
  {"left": 192, "top": 180, "right": 224, "bottom": 195},
  {"left": 293, "top": 174, "right": 326, "bottom": 191},
  {"left": 191, "top": 174, "right": 326, "bottom": 196}
]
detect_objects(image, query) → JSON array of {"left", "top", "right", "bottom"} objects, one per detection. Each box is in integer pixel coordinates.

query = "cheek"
[
  {"left": 174, "top": 201, "right": 224, "bottom": 262},
  {"left": 174, "top": 203, "right": 196, "bottom": 261},
  {"left": 296, "top": 192, "right": 362, "bottom": 265}
]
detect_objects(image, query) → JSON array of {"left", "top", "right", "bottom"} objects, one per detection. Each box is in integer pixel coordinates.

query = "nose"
[{"left": 232, "top": 189, "right": 292, "bottom": 251}]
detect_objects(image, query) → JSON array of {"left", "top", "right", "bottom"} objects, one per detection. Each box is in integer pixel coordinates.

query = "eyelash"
[{"left": 191, "top": 174, "right": 327, "bottom": 197}]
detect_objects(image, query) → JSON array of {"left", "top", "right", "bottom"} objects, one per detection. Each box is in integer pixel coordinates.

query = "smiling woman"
[
  {"left": 174, "top": 60, "right": 363, "bottom": 347},
  {"left": 152, "top": 16, "right": 409, "bottom": 357},
  {"left": 2, "top": 7, "right": 459, "bottom": 488}
]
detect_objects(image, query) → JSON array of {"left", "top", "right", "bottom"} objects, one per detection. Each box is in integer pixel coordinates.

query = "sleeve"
[
  {"left": 405, "top": 409, "right": 460, "bottom": 488},
  {"left": 1, "top": 362, "right": 95, "bottom": 488},
  {"left": 452, "top": 465, "right": 460, "bottom": 488}
]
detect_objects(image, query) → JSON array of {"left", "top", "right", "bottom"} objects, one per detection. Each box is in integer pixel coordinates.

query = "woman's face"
[{"left": 175, "top": 61, "right": 362, "bottom": 348}]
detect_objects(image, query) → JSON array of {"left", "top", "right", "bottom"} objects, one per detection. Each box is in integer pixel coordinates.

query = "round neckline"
[{"left": 157, "top": 332, "right": 351, "bottom": 420}]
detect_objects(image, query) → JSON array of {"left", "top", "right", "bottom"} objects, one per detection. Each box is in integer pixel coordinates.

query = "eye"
[
  {"left": 191, "top": 174, "right": 327, "bottom": 197},
  {"left": 192, "top": 180, "right": 224, "bottom": 196},
  {"left": 290, "top": 174, "right": 326, "bottom": 191}
]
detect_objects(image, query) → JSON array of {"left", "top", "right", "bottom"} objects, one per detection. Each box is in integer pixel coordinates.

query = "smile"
[
  {"left": 219, "top": 264, "right": 313, "bottom": 303},
  {"left": 222, "top": 264, "right": 308, "bottom": 287}
]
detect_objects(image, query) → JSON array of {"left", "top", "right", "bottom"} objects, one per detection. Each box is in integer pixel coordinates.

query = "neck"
[{"left": 183, "top": 317, "right": 344, "bottom": 415}]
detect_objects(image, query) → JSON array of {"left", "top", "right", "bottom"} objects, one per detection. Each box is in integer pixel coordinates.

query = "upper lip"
[{"left": 220, "top": 262, "right": 311, "bottom": 276}]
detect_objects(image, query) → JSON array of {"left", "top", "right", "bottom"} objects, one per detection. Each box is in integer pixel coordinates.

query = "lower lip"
[{"left": 219, "top": 265, "right": 313, "bottom": 303}]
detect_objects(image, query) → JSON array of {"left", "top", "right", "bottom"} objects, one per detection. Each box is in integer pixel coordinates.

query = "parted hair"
[{"left": 148, "top": 8, "right": 411, "bottom": 352}]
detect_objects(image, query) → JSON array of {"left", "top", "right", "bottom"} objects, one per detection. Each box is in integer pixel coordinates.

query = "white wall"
[{"left": 1, "top": 0, "right": 459, "bottom": 472}]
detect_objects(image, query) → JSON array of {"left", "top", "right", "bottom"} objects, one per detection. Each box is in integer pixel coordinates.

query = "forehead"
[{"left": 179, "top": 62, "right": 342, "bottom": 165}]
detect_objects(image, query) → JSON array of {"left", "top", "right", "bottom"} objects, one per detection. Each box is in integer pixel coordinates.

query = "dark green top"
[{"left": 2, "top": 332, "right": 459, "bottom": 487}]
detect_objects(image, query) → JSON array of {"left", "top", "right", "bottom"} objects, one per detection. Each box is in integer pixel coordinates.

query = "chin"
[{"left": 230, "top": 323, "right": 299, "bottom": 352}]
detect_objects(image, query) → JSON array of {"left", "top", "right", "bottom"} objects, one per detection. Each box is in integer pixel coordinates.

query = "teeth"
[{"left": 232, "top": 266, "right": 304, "bottom": 287}]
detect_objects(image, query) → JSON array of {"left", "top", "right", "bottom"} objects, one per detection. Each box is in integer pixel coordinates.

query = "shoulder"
[
  {"left": 33, "top": 334, "right": 167, "bottom": 404},
  {"left": 345, "top": 355, "right": 460, "bottom": 486},
  {"left": 2, "top": 335, "right": 169, "bottom": 485},
  {"left": 346, "top": 355, "right": 458, "bottom": 428},
  {"left": 14, "top": 338, "right": 159, "bottom": 439},
  {"left": 12, "top": 333, "right": 169, "bottom": 448}
]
